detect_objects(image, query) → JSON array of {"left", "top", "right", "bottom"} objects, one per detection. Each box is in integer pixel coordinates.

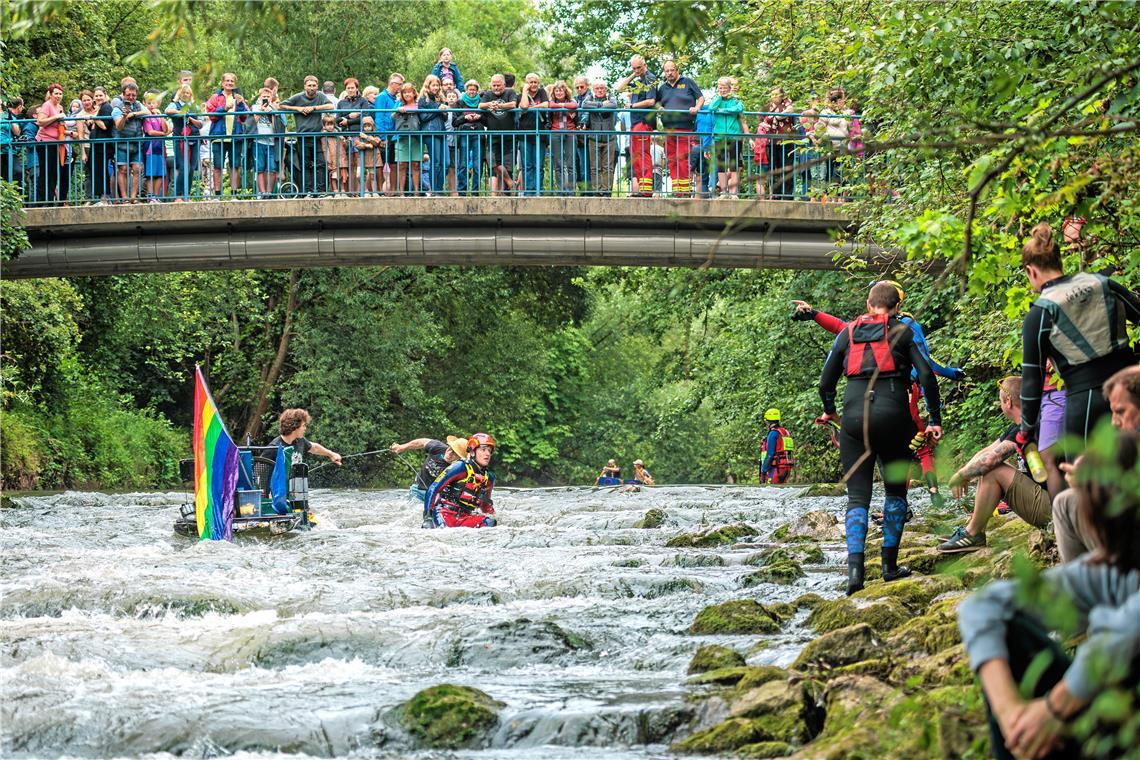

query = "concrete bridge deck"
[{"left": 4, "top": 197, "right": 885, "bottom": 278}]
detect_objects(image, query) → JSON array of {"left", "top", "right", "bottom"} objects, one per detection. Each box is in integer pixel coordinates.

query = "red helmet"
[{"left": 467, "top": 433, "right": 496, "bottom": 452}]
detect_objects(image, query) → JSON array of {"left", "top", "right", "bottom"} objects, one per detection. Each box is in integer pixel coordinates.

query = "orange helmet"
[{"left": 467, "top": 432, "right": 496, "bottom": 451}]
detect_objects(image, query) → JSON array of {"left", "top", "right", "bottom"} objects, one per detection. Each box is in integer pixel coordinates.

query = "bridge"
[{"left": 3, "top": 197, "right": 890, "bottom": 279}]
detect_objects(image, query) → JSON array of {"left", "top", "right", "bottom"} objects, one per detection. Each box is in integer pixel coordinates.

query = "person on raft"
[
  {"left": 817, "top": 282, "right": 943, "bottom": 596},
  {"left": 759, "top": 407, "right": 795, "bottom": 484},
  {"left": 632, "top": 459, "right": 655, "bottom": 485},
  {"left": 269, "top": 408, "right": 342, "bottom": 467},
  {"left": 424, "top": 432, "right": 498, "bottom": 529},
  {"left": 390, "top": 435, "right": 468, "bottom": 505},
  {"left": 600, "top": 459, "right": 622, "bottom": 479}
]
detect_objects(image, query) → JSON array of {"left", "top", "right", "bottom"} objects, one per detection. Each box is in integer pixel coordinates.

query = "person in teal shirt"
[{"left": 708, "top": 77, "right": 744, "bottom": 197}]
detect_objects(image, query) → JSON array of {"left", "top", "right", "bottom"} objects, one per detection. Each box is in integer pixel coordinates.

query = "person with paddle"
[{"left": 390, "top": 435, "right": 468, "bottom": 512}]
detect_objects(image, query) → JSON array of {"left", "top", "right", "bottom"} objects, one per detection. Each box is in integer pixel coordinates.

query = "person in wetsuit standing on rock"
[{"left": 817, "top": 282, "right": 943, "bottom": 595}]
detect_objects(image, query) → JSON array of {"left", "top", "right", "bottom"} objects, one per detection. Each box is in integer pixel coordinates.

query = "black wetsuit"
[
  {"left": 1020, "top": 273, "right": 1140, "bottom": 447},
  {"left": 825, "top": 314, "right": 939, "bottom": 524}
]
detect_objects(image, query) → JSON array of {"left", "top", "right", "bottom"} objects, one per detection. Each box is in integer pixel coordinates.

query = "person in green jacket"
[{"left": 708, "top": 77, "right": 745, "bottom": 198}]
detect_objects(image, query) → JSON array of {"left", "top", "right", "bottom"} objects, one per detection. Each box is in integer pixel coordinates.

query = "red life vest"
[
  {"left": 845, "top": 313, "right": 898, "bottom": 377},
  {"left": 761, "top": 427, "right": 796, "bottom": 466}
]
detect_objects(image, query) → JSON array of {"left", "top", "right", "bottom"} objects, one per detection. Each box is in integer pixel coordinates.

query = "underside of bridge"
[{"left": 4, "top": 197, "right": 895, "bottom": 279}]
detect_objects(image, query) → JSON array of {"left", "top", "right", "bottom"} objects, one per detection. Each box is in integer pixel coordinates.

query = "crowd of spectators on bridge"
[{"left": 0, "top": 51, "right": 863, "bottom": 205}]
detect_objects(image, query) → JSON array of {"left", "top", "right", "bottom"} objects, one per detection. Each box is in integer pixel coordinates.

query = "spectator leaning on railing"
[
  {"left": 279, "top": 75, "right": 333, "bottom": 196},
  {"left": 653, "top": 60, "right": 703, "bottom": 197},
  {"left": 579, "top": 80, "right": 618, "bottom": 197}
]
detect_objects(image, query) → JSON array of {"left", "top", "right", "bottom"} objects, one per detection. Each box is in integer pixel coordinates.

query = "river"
[{"left": 1, "top": 484, "right": 848, "bottom": 758}]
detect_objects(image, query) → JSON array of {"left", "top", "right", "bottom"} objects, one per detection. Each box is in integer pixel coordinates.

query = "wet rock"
[
  {"left": 667, "top": 522, "right": 757, "bottom": 548},
  {"left": 687, "top": 664, "right": 791, "bottom": 688},
  {"left": 688, "top": 644, "right": 746, "bottom": 674},
  {"left": 738, "top": 740, "right": 794, "bottom": 757},
  {"left": 849, "top": 575, "right": 962, "bottom": 613},
  {"left": 771, "top": 510, "right": 842, "bottom": 542},
  {"left": 633, "top": 508, "right": 667, "bottom": 528},
  {"left": 792, "top": 623, "right": 880, "bottom": 671},
  {"left": 895, "top": 546, "right": 946, "bottom": 575},
  {"left": 747, "top": 545, "right": 825, "bottom": 566},
  {"left": 818, "top": 674, "right": 899, "bottom": 738},
  {"left": 792, "top": 592, "right": 826, "bottom": 610},
  {"left": 1027, "top": 528, "right": 1059, "bottom": 566},
  {"left": 689, "top": 599, "right": 783, "bottom": 634},
  {"left": 688, "top": 666, "right": 753, "bottom": 686},
  {"left": 728, "top": 681, "right": 817, "bottom": 744},
  {"left": 885, "top": 593, "right": 967, "bottom": 657},
  {"left": 738, "top": 665, "right": 794, "bottom": 691},
  {"left": 805, "top": 597, "right": 909, "bottom": 635},
  {"left": 398, "top": 684, "right": 504, "bottom": 749},
  {"left": 766, "top": 602, "right": 797, "bottom": 623},
  {"left": 742, "top": 561, "right": 806, "bottom": 586},
  {"left": 889, "top": 646, "right": 973, "bottom": 688},
  {"left": 670, "top": 553, "right": 726, "bottom": 568},
  {"left": 448, "top": 618, "right": 591, "bottom": 668},
  {"left": 798, "top": 483, "right": 847, "bottom": 498},
  {"left": 612, "top": 558, "right": 646, "bottom": 568}
]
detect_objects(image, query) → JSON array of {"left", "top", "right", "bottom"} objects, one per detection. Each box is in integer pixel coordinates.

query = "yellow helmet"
[{"left": 764, "top": 408, "right": 781, "bottom": 422}]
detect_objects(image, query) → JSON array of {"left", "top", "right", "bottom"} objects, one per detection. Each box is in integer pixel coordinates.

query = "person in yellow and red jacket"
[
  {"left": 759, "top": 408, "right": 795, "bottom": 484},
  {"left": 425, "top": 433, "right": 498, "bottom": 529}
]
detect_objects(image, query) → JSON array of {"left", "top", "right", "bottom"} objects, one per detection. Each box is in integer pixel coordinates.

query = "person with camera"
[
  {"left": 252, "top": 86, "right": 283, "bottom": 198},
  {"left": 205, "top": 72, "right": 249, "bottom": 198}
]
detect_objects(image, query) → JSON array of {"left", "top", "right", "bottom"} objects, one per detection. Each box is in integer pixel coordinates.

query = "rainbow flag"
[{"left": 193, "top": 365, "right": 239, "bottom": 541}]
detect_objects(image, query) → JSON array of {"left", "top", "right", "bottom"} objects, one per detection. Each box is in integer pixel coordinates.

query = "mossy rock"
[
  {"left": 612, "top": 558, "right": 646, "bottom": 568},
  {"left": 737, "top": 665, "right": 792, "bottom": 691},
  {"left": 633, "top": 508, "right": 667, "bottom": 529},
  {"left": 923, "top": 622, "right": 962, "bottom": 653},
  {"left": 828, "top": 657, "right": 895, "bottom": 680},
  {"left": 687, "top": 665, "right": 753, "bottom": 686},
  {"left": 672, "top": 717, "right": 773, "bottom": 753},
  {"left": 727, "top": 680, "right": 818, "bottom": 744},
  {"left": 766, "top": 601, "right": 797, "bottom": 623},
  {"left": 850, "top": 575, "right": 963, "bottom": 613},
  {"left": 792, "top": 623, "right": 880, "bottom": 671},
  {"left": 798, "top": 545, "right": 826, "bottom": 564},
  {"left": 792, "top": 592, "right": 826, "bottom": 610},
  {"left": 798, "top": 482, "right": 847, "bottom": 497},
  {"left": 886, "top": 594, "right": 967, "bottom": 657},
  {"left": 687, "top": 644, "right": 746, "bottom": 674},
  {"left": 667, "top": 522, "right": 757, "bottom": 548},
  {"left": 750, "top": 545, "right": 826, "bottom": 566},
  {"left": 671, "top": 553, "right": 726, "bottom": 568},
  {"left": 737, "top": 740, "right": 793, "bottom": 758},
  {"left": 816, "top": 674, "right": 900, "bottom": 740},
  {"left": 689, "top": 600, "right": 783, "bottom": 635},
  {"left": 890, "top": 646, "right": 973, "bottom": 689},
  {"left": 806, "top": 596, "right": 909, "bottom": 635},
  {"left": 895, "top": 546, "right": 947, "bottom": 575},
  {"left": 776, "top": 510, "right": 843, "bottom": 541},
  {"left": 398, "top": 684, "right": 504, "bottom": 749},
  {"left": 742, "top": 561, "right": 806, "bottom": 586}
]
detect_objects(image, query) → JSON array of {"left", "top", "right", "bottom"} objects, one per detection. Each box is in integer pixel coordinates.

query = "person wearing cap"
[
  {"left": 426, "top": 433, "right": 498, "bottom": 529},
  {"left": 632, "top": 459, "right": 655, "bottom": 485},
  {"left": 390, "top": 435, "right": 467, "bottom": 508},
  {"left": 759, "top": 408, "right": 795, "bottom": 484}
]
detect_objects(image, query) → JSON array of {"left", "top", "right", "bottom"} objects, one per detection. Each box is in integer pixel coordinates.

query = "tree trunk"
[{"left": 243, "top": 269, "right": 298, "bottom": 441}]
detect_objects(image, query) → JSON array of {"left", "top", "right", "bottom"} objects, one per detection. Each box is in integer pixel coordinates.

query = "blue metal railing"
[{"left": 0, "top": 108, "right": 866, "bottom": 206}]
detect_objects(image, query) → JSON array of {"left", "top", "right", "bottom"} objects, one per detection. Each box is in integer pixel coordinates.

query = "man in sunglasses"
[{"left": 425, "top": 432, "right": 498, "bottom": 529}]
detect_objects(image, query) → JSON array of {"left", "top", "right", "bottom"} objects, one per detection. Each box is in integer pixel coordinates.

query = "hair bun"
[{"left": 1031, "top": 222, "right": 1054, "bottom": 245}]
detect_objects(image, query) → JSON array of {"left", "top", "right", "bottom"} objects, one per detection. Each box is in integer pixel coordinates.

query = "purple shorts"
[{"left": 1040, "top": 389, "right": 1066, "bottom": 451}]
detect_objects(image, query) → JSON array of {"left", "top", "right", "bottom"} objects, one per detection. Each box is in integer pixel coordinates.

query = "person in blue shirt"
[{"left": 374, "top": 73, "right": 404, "bottom": 194}]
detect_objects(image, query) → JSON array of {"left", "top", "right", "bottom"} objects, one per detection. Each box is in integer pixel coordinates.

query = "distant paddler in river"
[
  {"left": 632, "top": 459, "right": 655, "bottom": 485},
  {"left": 390, "top": 435, "right": 468, "bottom": 509},
  {"left": 425, "top": 433, "right": 498, "bottom": 529}
]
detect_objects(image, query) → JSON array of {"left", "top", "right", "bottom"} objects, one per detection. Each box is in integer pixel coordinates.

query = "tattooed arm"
[{"left": 948, "top": 440, "right": 1018, "bottom": 489}]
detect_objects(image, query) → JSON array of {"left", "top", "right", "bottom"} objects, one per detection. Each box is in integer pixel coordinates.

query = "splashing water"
[{"left": 1, "top": 485, "right": 848, "bottom": 758}]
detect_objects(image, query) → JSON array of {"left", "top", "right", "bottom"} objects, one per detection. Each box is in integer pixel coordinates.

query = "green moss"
[
  {"left": 924, "top": 622, "right": 962, "bottom": 654},
  {"left": 792, "top": 624, "right": 879, "bottom": 671},
  {"left": 687, "top": 644, "right": 746, "bottom": 674},
  {"left": 895, "top": 547, "right": 948, "bottom": 575},
  {"left": 798, "top": 545, "right": 826, "bottom": 564},
  {"left": 673, "top": 718, "right": 770, "bottom": 753},
  {"left": 736, "top": 740, "right": 792, "bottom": 758},
  {"left": 806, "top": 597, "right": 909, "bottom": 634},
  {"left": 667, "top": 522, "right": 757, "bottom": 548},
  {"left": 727, "top": 680, "right": 819, "bottom": 745},
  {"left": 792, "top": 592, "right": 826, "bottom": 610},
  {"left": 891, "top": 647, "right": 973, "bottom": 689},
  {"left": 850, "top": 575, "right": 962, "bottom": 613},
  {"left": 742, "top": 561, "right": 806, "bottom": 586},
  {"left": 770, "top": 523, "right": 791, "bottom": 541},
  {"left": 398, "top": 684, "right": 504, "bottom": 749},
  {"left": 633, "top": 508, "right": 667, "bottom": 528},
  {"left": 671, "top": 553, "right": 726, "bottom": 568},
  {"left": 829, "top": 658, "right": 895, "bottom": 679},
  {"left": 737, "top": 665, "right": 790, "bottom": 691},
  {"left": 687, "top": 665, "right": 753, "bottom": 686},
  {"left": 765, "top": 602, "right": 797, "bottom": 623},
  {"left": 689, "top": 599, "right": 782, "bottom": 634}
]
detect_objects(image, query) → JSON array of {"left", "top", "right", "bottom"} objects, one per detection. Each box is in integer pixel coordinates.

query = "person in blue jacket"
[
  {"left": 760, "top": 408, "right": 796, "bottom": 484},
  {"left": 431, "top": 48, "right": 463, "bottom": 91}
]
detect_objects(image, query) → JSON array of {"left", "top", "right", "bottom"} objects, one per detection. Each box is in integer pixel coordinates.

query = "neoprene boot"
[
  {"left": 881, "top": 546, "right": 912, "bottom": 582},
  {"left": 846, "top": 552, "right": 865, "bottom": 596}
]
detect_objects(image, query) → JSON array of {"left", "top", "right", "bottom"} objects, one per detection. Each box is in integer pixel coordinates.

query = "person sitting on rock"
[
  {"left": 632, "top": 459, "right": 655, "bottom": 485},
  {"left": 958, "top": 432, "right": 1140, "bottom": 760},
  {"left": 937, "top": 377, "right": 1051, "bottom": 554},
  {"left": 425, "top": 433, "right": 497, "bottom": 529}
]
